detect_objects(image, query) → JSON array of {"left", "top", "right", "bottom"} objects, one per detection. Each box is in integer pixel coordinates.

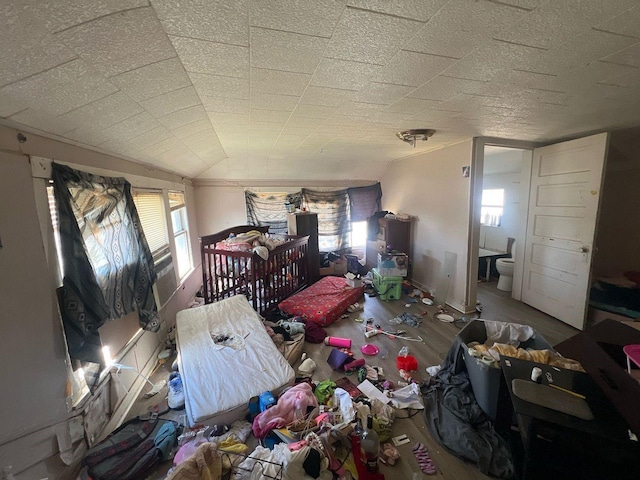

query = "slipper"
[
  {"left": 347, "top": 303, "right": 363, "bottom": 313},
  {"left": 413, "top": 442, "right": 436, "bottom": 475},
  {"left": 379, "top": 443, "right": 400, "bottom": 465}
]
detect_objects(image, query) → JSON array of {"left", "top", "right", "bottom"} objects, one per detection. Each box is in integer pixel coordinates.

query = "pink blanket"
[{"left": 252, "top": 383, "right": 318, "bottom": 439}]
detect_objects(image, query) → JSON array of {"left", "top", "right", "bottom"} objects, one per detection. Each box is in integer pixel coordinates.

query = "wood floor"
[{"left": 132, "top": 280, "right": 579, "bottom": 479}]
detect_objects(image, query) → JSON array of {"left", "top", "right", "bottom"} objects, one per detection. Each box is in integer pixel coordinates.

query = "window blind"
[{"left": 132, "top": 190, "right": 169, "bottom": 259}]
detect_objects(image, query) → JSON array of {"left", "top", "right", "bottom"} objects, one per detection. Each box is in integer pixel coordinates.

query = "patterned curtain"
[
  {"left": 52, "top": 163, "right": 159, "bottom": 367},
  {"left": 347, "top": 183, "right": 382, "bottom": 222},
  {"left": 245, "top": 190, "right": 302, "bottom": 234},
  {"left": 301, "top": 188, "right": 350, "bottom": 252}
]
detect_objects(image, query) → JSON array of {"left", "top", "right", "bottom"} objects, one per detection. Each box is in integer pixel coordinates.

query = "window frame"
[{"left": 167, "top": 190, "right": 193, "bottom": 280}]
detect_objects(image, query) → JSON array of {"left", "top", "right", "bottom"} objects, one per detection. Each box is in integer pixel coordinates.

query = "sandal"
[
  {"left": 379, "top": 443, "right": 400, "bottom": 465},
  {"left": 347, "top": 303, "right": 363, "bottom": 313},
  {"left": 413, "top": 442, "right": 436, "bottom": 475}
]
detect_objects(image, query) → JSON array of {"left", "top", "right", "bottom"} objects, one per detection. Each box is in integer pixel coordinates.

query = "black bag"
[{"left": 82, "top": 416, "right": 177, "bottom": 480}]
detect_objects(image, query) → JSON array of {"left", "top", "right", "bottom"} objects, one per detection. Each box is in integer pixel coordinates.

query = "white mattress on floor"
[{"left": 176, "top": 295, "right": 295, "bottom": 426}]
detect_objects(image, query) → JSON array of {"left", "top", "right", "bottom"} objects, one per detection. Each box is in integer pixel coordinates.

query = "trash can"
[{"left": 457, "top": 318, "right": 553, "bottom": 420}]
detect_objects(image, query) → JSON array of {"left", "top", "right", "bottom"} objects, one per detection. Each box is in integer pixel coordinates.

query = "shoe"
[{"left": 168, "top": 372, "right": 185, "bottom": 410}]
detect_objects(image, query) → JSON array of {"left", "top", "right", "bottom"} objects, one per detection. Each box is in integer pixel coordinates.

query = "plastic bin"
[
  {"left": 372, "top": 268, "right": 402, "bottom": 301},
  {"left": 457, "top": 319, "right": 553, "bottom": 420}
]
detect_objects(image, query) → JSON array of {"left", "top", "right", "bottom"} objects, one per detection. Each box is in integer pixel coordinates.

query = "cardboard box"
[
  {"left": 377, "top": 252, "right": 408, "bottom": 277},
  {"left": 345, "top": 273, "right": 362, "bottom": 288},
  {"left": 319, "top": 266, "right": 334, "bottom": 276},
  {"left": 457, "top": 319, "right": 552, "bottom": 420}
]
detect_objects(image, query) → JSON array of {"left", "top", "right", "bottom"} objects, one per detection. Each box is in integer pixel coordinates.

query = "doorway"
[{"left": 466, "top": 138, "right": 535, "bottom": 314}]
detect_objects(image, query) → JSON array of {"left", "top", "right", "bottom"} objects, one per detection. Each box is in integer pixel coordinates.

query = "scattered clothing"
[
  {"left": 484, "top": 320, "right": 534, "bottom": 346},
  {"left": 421, "top": 337, "right": 515, "bottom": 478},
  {"left": 252, "top": 383, "right": 318, "bottom": 439},
  {"left": 166, "top": 442, "right": 222, "bottom": 480},
  {"left": 413, "top": 442, "right": 436, "bottom": 475}
]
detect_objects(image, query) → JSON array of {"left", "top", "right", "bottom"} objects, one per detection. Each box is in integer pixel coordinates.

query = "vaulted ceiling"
[{"left": 2, "top": 1, "right": 640, "bottom": 182}]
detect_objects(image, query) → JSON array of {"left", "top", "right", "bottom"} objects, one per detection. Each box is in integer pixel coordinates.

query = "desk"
[{"left": 498, "top": 356, "right": 640, "bottom": 479}]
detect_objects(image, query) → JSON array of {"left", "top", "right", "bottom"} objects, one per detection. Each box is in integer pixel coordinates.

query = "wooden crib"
[{"left": 200, "top": 225, "right": 310, "bottom": 314}]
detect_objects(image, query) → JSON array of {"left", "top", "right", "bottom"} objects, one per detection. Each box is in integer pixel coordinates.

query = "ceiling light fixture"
[{"left": 396, "top": 129, "right": 436, "bottom": 147}]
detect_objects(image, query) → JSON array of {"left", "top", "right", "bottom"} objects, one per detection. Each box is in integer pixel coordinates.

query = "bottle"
[{"left": 361, "top": 415, "right": 380, "bottom": 473}]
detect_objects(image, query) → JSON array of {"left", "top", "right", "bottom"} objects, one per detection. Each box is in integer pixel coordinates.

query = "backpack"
[{"left": 82, "top": 416, "right": 177, "bottom": 480}]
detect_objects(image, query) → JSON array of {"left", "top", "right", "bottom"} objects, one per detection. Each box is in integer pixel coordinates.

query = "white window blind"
[
  {"left": 168, "top": 191, "right": 192, "bottom": 279},
  {"left": 132, "top": 190, "right": 170, "bottom": 261}
]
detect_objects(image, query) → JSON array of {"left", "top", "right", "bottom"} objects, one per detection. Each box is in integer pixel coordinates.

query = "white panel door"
[{"left": 522, "top": 133, "right": 608, "bottom": 329}]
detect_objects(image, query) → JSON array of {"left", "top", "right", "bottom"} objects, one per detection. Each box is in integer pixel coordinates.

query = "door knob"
[{"left": 580, "top": 246, "right": 589, "bottom": 253}]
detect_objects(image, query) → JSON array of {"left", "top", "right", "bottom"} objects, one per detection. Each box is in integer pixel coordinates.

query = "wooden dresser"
[
  {"left": 287, "top": 212, "right": 320, "bottom": 283},
  {"left": 365, "top": 217, "right": 412, "bottom": 273}
]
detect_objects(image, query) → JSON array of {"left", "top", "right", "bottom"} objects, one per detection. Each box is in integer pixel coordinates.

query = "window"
[
  {"left": 132, "top": 190, "right": 170, "bottom": 264},
  {"left": 169, "top": 191, "right": 192, "bottom": 279},
  {"left": 481, "top": 188, "right": 504, "bottom": 227},
  {"left": 350, "top": 220, "right": 367, "bottom": 247}
]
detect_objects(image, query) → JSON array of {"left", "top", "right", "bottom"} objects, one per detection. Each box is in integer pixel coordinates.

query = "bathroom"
[{"left": 478, "top": 146, "right": 527, "bottom": 291}]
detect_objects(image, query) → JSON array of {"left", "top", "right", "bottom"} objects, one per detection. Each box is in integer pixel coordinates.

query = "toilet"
[{"left": 496, "top": 240, "right": 516, "bottom": 291}]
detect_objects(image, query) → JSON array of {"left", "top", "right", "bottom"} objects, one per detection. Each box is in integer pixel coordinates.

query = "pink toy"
[
  {"left": 344, "top": 358, "right": 365, "bottom": 371},
  {"left": 324, "top": 336, "right": 352, "bottom": 348}
]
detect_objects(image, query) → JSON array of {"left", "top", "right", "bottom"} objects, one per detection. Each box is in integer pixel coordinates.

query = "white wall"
[
  {"left": 380, "top": 140, "right": 474, "bottom": 312},
  {"left": 194, "top": 185, "right": 248, "bottom": 237},
  {"left": 0, "top": 125, "right": 201, "bottom": 478}
]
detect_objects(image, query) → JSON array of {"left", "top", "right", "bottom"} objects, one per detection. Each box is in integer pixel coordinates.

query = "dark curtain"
[
  {"left": 245, "top": 190, "right": 302, "bottom": 234},
  {"left": 52, "top": 163, "right": 159, "bottom": 368},
  {"left": 347, "top": 183, "right": 382, "bottom": 222},
  {"left": 301, "top": 188, "right": 350, "bottom": 252}
]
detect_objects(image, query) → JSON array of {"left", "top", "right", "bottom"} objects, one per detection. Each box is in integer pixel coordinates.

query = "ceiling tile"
[
  {"left": 494, "top": 0, "right": 639, "bottom": 50},
  {"left": 151, "top": 0, "right": 249, "bottom": 45},
  {"left": 208, "top": 112, "right": 249, "bottom": 126},
  {"left": 0, "top": 59, "right": 117, "bottom": 115},
  {"left": 25, "top": 0, "right": 147, "bottom": 33},
  {"left": 335, "top": 102, "right": 383, "bottom": 116},
  {"left": 251, "top": 69, "right": 311, "bottom": 96},
  {"left": 158, "top": 105, "right": 208, "bottom": 130},
  {"left": 311, "top": 58, "right": 381, "bottom": 90},
  {"left": 375, "top": 50, "right": 457, "bottom": 86},
  {"left": 98, "top": 112, "right": 161, "bottom": 143},
  {"left": 0, "top": 90, "right": 28, "bottom": 117},
  {"left": 250, "top": 109, "right": 291, "bottom": 123},
  {"left": 250, "top": 93, "right": 300, "bottom": 112},
  {"left": 110, "top": 57, "right": 191, "bottom": 101},
  {"left": 171, "top": 36, "right": 249, "bottom": 78},
  {"left": 189, "top": 73, "right": 249, "bottom": 99},
  {"left": 385, "top": 97, "right": 441, "bottom": 115},
  {"left": 291, "top": 105, "right": 338, "bottom": 120},
  {"left": 102, "top": 126, "right": 173, "bottom": 153},
  {"left": 442, "top": 40, "right": 546, "bottom": 81},
  {"left": 409, "top": 75, "right": 488, "bottom": 102},
  {"left": 55, "top": 7, "right": 175, "bottom": 77},
  {"left": 346, "top": 0, "right": 447, "bottom": 22},
  {"left": 528, "top": 29, "right": 640, "bottom": 74},
  {"left": 140, "top": 86, "right": 201, "bottom": 118},
  {"left": 601, "top": 42, "right": 640, "bottom": 68},
  {"left": 299, "top": 86, "right": 356, "bottom": 107},
  {"left": 58, "top": 92, "right": 143, "bottom": 131},
  {"left": 325, "top": 7, "right": 424, "bottom": 64},
  {"left": 250, "top": 28, "right": 328, "bottom": 74},
  {"left": 171, "top": 119, "right": 212, "bottom": 139},
  {"left": 250, "top": 0, "right": 347, "bottom": 38},
  {"left": 284, "top": 116, "right": 325, "bottom": 129},
  {"left": 201, "top": 95, "right": 250, "bottom": 114},
  {"left": 596, "top": 5, "right": 640, "bottom": 38},
  {"left": 0, "top": 3, "right": 77, "bottom": 87},
  {"left": 355, "top": 83, "right": 414, "bottom": 104},
  {"left": 9, "top": 108, "right": 77, "bottom": 135},
  {"left": 406, "top": 0, "right": 529, "bottom": 59}
]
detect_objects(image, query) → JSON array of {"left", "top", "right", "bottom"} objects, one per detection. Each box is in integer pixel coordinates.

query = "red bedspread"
[{"left": 279, "top": 276, "right": 365, "bottom": 326}]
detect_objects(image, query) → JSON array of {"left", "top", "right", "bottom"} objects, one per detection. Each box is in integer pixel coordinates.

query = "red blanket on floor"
[{"left": 279, "top": 276, "right": 365, "bottom": 326}]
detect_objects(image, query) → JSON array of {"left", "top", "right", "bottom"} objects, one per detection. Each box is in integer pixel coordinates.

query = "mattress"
[
  {"left": 176, "top": 295, "right": 295, "bottom": 426},
  {"left": 278, "top": 276, "right": 366, "bottom": 326}
]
